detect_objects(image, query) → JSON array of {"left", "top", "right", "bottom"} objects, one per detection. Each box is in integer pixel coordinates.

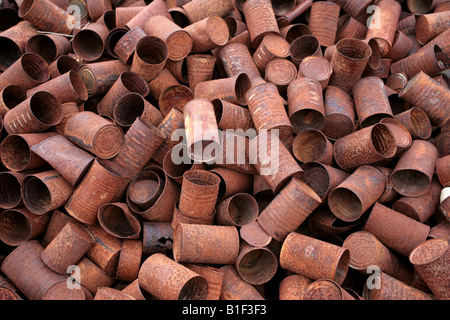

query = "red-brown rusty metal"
[
  {"left": 72, "top": 23, "right": 109, "bottom": 62},
  {"left": 31, "top": 134, "right": 95, "bottom": 188},
  {"left": 292, "top": 129, "right": 333, "bottom": 166},
  {"left": 436, "top": 156, "right": 450, "bottom": 187},
  {"left": 386, "top": 72, "right": 409, "bottom": 93},
  {"left": 328, "top": 165, "right": 386, "bottom": 222},
  {"left": 105, "top": 28, "right": 128, "bottom": 59},
  {"left": 0, "top": 171, "right": 26, "bottom": 209},
  {"left": 114, "top": 93, "right": 163, "bottom": 128},
  {"left": 94, "top": 287, "right": 135, "bottom": 300},
  {"left": 143, "top": 15, "right": 192, "bottom": 62},
  {"left": 409, "top": 238, "right": 450, "bottom": 300},
  {"left": 219, "top": 265, "right": 265, "bottom": 300},
  {"left": 407, "top": 0, "right": 448, "bottom": 13},
  {"left": 186, "top": 54, "right": 216, "bottom": 91},
  {"left": 212, "top": 99, "right": 254, "bottom": 132},
  {"left": 0, "top": 52, "right": 49, "bottom": 92},
  {"left": 97, "top": 71, "right": 149, "bottom": 118},
  {"left": 308, "top": 207, "right": 363, "bottom": 236},
  {"left": 79, "top": 60, "right": 129, "bottom": 97},
  {"left": 390, "top": 140, "right": 439, "bottom": 197},
  {"left": 21, "top": 170, "right": 73, "bottom": 215},
  {"left": 158, "top": 84, "right": 194, "bottom": 116},
  {"left": 298, "top": 56, "right": 333, "bottom": 91},
  {"left": 333, "top": 0, "right": 372, "bottom": 18},
  {"left": 184, "top": 264, "right": 223, "bottom": 300},
  {"left": 235, "top": 240, "right": 277, "bottom": 285},
  {"left": 280, "top": 231, "right": 350, "bottom": 285},
  {"left": 0, "top": 21, "right": 38, "bottom": 72},
  {"left": 215, "top": 193, "right": 258, "bottom": 227},
  {"left": 329, "top": 38, "right": 372, "bottom": 91},
  {"left": 303, "top": 280, "right": 356, "bottom": 300},
  {"left": 142, "top": 222, "right": 173, "bottom": 256},
  {"left": 386, "top": 31, "right": 413, "bottom": 62},
  {"left": 363, "top": 271, "right": 435, "bottom": 300},
  {"left": 0, "top": 85, "right": 27, "bottom": 117},
  {"left": 25, "top": 34, "right": 71, "bottom": 64},
  {"left": 138, "top": 253, "right": 208, "bottom": 300},
  {"left": 209, "top": 167, "right": 253, "bottom": 201},
  {"left": 55, "top": 101, "right": 81, "bottom": 133},
  {"left": 280, "top": 23, "right": 312, "bottom": 44},
  {"left": 169, "top": 6, "right": 190, "bottom": 28},
  {"left": 225, "top": 16, "right": 247, "bottom": 38},
  {"left": 18, "top": 0, "right": 74, "bottom": 35},
  {"left": 416, "top": 10, "right": 450, "bottom": 45},
  {"left": 128, "top": 171, "right": 163, "bottom": 212},
  {"left": 343, "top": 231, "right": 413, "bottom": 284},
  {"left": 289, "top": 35, "right": 323, "bottom": 67},
  {"left": 363, "top": 202, "right": 431, "bottom": 257},
  {"left": 301, "top": 162, "right": 350, "bottom": 203},
  {"left": 399, "top": 71, "right": 450, "bottom": 127},
  {"left": 219, "top": 43, "right": 265, "bottom": 87},
  {"left": 182, "top": 0, "right": 234, "bottom": 23},
  {"left": 98, "top": 202, "right": 142, "bottom": 239},
  {"left": 65, "top": 158, "right": 126, "bottom": 225},
  {"left": 322, "top": 85, "right": 355, "bottom": 140},
  {"left": 76, "top": 257, "right": 114, "bottom": 295},
  {"left": 308, "top": 1, "right": 341, "bottom": 48},
  {"left": 131, "top": 36, "right": 169, "bottom": 82},
  {"left": 113, "top": 27, "right": 147, "bottom": 64},
  {"left": 434, "top": 131, "right": 450, "bottom": 157},
  {"left": 125, "top": 0, "right": 172, "bottom": 30},
  {"left": 152, "top": 108, "right": 185, "bottom": 164},
  {"left": 394, "top": 107, "right": 432, "bottom": 140},
  {"left": 0, "top": 132, "right": 57, "bottom": 171},
  {"left": 40, "top": 221, "right": 94, "bottom": 274},
  {"left": 276, "top": 0, "right": 313, "bottom": 28},
  {"left": 27, "top": 70, "right": 88, "bottom": 104},
  {"left": 246, "top": 82, "right": 292, "bottom": 140},
  {"left": 64, "top": 111, "right": 124, "bottom": 159},
  {"left": 115, "top": 239, "right": 143, "bottom": 282},
  {"left": 337, "top": 16, "right": 368, "bottom": 41},
  {"left": 41, "top": 209, "right": 73, "bottom": 247},
  {"left": 239, "top": 220, "right": 272, "bottom": 248},
  {"left": 121, "top": 280, "right": 147, "bottom": 301},
  {"left": 172, "top": 201, "right": 215, "bottom": 228},
  {"left": 0, "top": 240, "right": 67, "bottom": 300},
  {"left": 374, "top": 166, "right": 399, "bottom": 204},
  {"left": 378, "top": 117, "right": 413, "bottom": 156},
  {"left": 147, "top": 68, "right": 180, "bottom": 102},
  {"left": 333, "top": 123, "right": 397, "bottom": 171},
  {"left": 0, "top": 208, "right": 50, "bottom": 246},
  {"left": 279, "top": 274, "right": 313, "bottom": 300},
  {"left": 252, "top": 33, "right": 290, "bottom": 73},
  {"left": 184, "top": 15, "right": 229, "bottom": 53},
  {"left": 264, "top": 58, "right": 297, "bottom": 97},
  {"left": 49, "top": 55, "right": 81, "bottom": 79},
  {"left": 392, "top": 178, "right": 442, "bottom": 223},
  {"left": 242, "top": 0, "right": 280, "bottom": 48},
  {"left": 257, "top": 178, "right": 321, "bottom": 242}
]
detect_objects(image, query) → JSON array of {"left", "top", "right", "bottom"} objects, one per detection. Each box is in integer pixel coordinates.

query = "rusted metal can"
[
  {"left": 0, "top": 85, "right": 27, "bottom": 117},
  {"left": 386, "top": 31, "right": 413, "bottom": 62},
  {"left": 94, "top": 287, "right": 135, "bottom": 300},
  {"left": 182, "top": 0, "right": 234, "bottom": 23},
  {"left": 0, "top": 171, "right": 26, "bottom": 210},
  {"left": 409, "top": 238, "right": 449, "bottom": 300},
  {"left": 97, "top": 71, "right": 149, "bottom": 118},
  {"left": 121, "top": 280, "right": 148, "bottom": 301},
  {"left": 49, "top": 55, "right": 81, "bottom": 79},
  {"left": 287, "top": 77, "right": 326, "bottom": 134},
  {"left": 215, "top": 193, "right": 258, "bottom": 227},
  {"left": 130, "top": 36, "right": 169, "bottom": 82},
  {"left": 264, "top": 58, "right": 297, "bottom": 97},
  {"left": 210, "top": 167, "right": 253, "bottom": 201},
  {"left": 225, "top": 16, "right": 247, "bottom": 38},
  {"left": 390, "top": 139, "right": 439, "bottom": 197},
  {"left": 18, "top": 0, "right": 74, "bottom": 35},
  {"left": 363, "top": 202, "right": 431, "bottom": 257},
  {"left": 143, "top": 15, "right": 192, "bottom": 62},
  {"left": 184, "top": 264, "right": 223, "bottom": 300},
  {"left": 186, "top": 54, "right": 217, "bottom": 91},
  {"left": 138, "top": 253, "right": 208, "bottom": 300},
  {"left": 31, "top": 134, "right": 94, "bottom": 188},
  {"left": 329, "top": 38, "right": 372, "bottom": 91},
  {"left": 323, "top": 85, "right": 355, "bottom": 140},
  {"left": 333, "top": 123, "right": 397, "bottom": 171},
  {"left": 280, "top": 23, "right": 312, "bottom": 44},
  {"left": 219, "top": 43, "right": 265, "bottom": 87},
  {"left": 126, "top": 0, "right": 172, "bottom": 30},
  {"left": 79, "top": 60, "right": 129, "bottom": 97},
  {"left": 21, "top": 170, "right": 73, "bottom": 215},
  {"left": 343, "top": 231, "right": 413, "bottom": 284},
  {"left": 337, "top": 16, "right": 368, "bottom": 41},
  {"left": 158, "top": 84, "right": 194, "bottom": 116},
  {"left": 0, "top": 240, "right": 67, "bottom": 300},
  {"left": 115, "top": 239, "right": 143, "bottom": 282},
  {"left": 142, "top": 222, "right": 173, "bottom": 256},
  {"left": 416, "top": 11, "right": 450, "bottom": 45},
  {"left": 246, "top": 82, "right": 292, "bottom": 140},
  {"left": 303, "top": 279, "right": 356, "bottom": 300},
  {"left": 289, "top": 35, "right": 323, "bottom": 66},
  {"left": 64, "top": 111, "right": 124, "bottom": 159},
  {"left": 41, "top": 209, "right": 73, "bottom": 248},
  {"left": 147, "top": 68, "right": 180, "bottom": 102},
  {"left": 279, "top": 274, "right": 313, "bottom": 300},
  {"left": 239, "top": 220, "right": 272, "bottom": 248},
  {"left": 72, "top": 23, "right": 109, "bottom": 62},
  {"left": 25, "top": 34, "right": 71, "bottom": 64},
  {"left": 98, "top": 202, "right": 142, "bottom": 239},
  {"left": 334, "top": 0, "right": 372, "bottom": 18},
  {"left": 298, "top": 56, "right": 333, "bottom": 91},
  {"left": 399, "top": 71, "right": 450, "bottom": 127},
  {"left": 353, "top": 76, "right": 393, "bottom": 127},
  {"left": 212, "top": 99, "right": 254, "bottom": 132},
  {"left": 392, "top": 177, "right": 441, "bottom": 223},
  {"left": 235, "top": 240, "right": 277, "bottom": 285},
  {"left": 0, "top": 52, "right": 49, "bottom": 92},
  {"left": 434, "top": 131, "right": 450, "bottom": 157},
  {"left": 242, "top": 0, "right": 280, "bottom": 48},
  {"left": 394, "top": 107, "right": 432, "bottom": 140},
  {"left": 75, "top": 257, "right": 114, "bottom": 295},
  {"left": 27, "top": 70, "right": 88, "bottom": 104},
  {"left": 172, "top": 200, "right": 216, "bottom": 228},
  {"left": 301, "top": 162, "right": 350, "bottom": 202},
  {"left": 165, "top": 58, "right": 189, "bottom": 84},
  {"left": 184, "top": 15, "right": 229, "bottom": 53},
  {"left": 276, "top": 0, "right": 313, "bottom": 27},
  {"left": 219, "top": 265, "right": 265, "bottom": 300},
  {"left": 308, "top": 1, "right": 341, "bottom": 48},
  {"left": 114, "top": 93, "right": 163, "bottom": 128},
  {"left": 41, "top": 221, "right": 94, "bottom": 274},
  {"left": 328, "top": 165, "right": 386, "bottom": 222},
  {"left": 0, "top": 132, "right": 57, "bottom": 171},
  {"left": 436, "top": 156, "right": 450, "bottom": 187},
  {"left": 252, "top": 33, "right": 290, "bottom": 73},
  {"left": 280, "top": 232, "right": 350, "bottom": 285},
  {"left": 292, "top": 129, "right": 333, "bottom": 165},
  {"left": 113, "top": 27, "right": 147, "bottom": 64},
  {"left": 257, "top": 178, "right": 321, "bottom": 242},
  {"left": 152, "top": 108, "right": 185, "bottom": 164},
  {"left": 65, "top": 158, "right": 126, "bottom": 225},
  {"left": 363, "top": 271, "right": 435, "bottom": 300},
  {"left": 0, "top": 207, "right": 49, "bottom": 246}
]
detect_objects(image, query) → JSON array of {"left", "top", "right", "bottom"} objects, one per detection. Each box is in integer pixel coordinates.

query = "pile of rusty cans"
[{"left": 0, "top": 0, "right": 449, "bottom": 301}]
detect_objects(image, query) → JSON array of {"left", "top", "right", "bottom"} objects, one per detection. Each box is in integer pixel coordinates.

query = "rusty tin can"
[
  {"left": 0, "top": 85, "right": 27, "bottom": 117},
  {"left": 215, "top": 193, "right": 258, "bottom": 227},
  {"left": 79, "top": 60, "right": 129, "bottom": 97},
  {"left": 184, "top": 264, "right": 223, "bottom": 300},
  {"left": 182, "top": 0, "right": 234, "bottom": 23},
  {"left": 242, "top": 0, "right": 280, "bottom": 48},
  {"left": 252, "top": 33, "right": 290, "bottom": 73},
  {"left": 0, "top": 171, "right": 26, "bottom": 209},
  {"left": 289, "top": 35, "right": 323, "bottom": 66},
  {"left": 323, "top": 85, "right": 356, "bottom": 140},
  {"left": 436, "top": 155, "right": 450, "bottom": 187},
  {"left": 292, "top": 129, "right": 333, "bottom": 166},
  {"left": 72, "top": 22, "right": 109, "bottom": 62},
  {"left": 125, "top": 0, "right": 172, "bottom": 30},
  {"left": 131, "top": 36, "right": 169, "bottom": 82},
  {"left": 303, "top": 280, "right": 356, "bottom": 300},
  {"left": 49, "top": 55, "right": 81, "bottom": 79},
  {"left": 113, "top": 27, "right": 147, "bottom": 64},
  {"left": 184, "top": 15, "right": 229, "bottom": 53},
  {"left": 219, "top": 265, "right": 265, "bottom": 300},
  {"left": 186, "top": 54, "right": 217, "bottom": 91},
  {"left": 142, "top": 222, "right": 174, "bottom": 256},
  {"left": 25, "top": 33, "right": 71, "bottom": 64},
  {"left": 98, "top": 202, "right": 142, "bottom": 239},
  {"left": 308, "top": 1, "right": 341, "bottom": 47},
  {"left": 394, "top": 107, "right": 432, "bottom": 140},
  {"left": 264, "top": 58, "right": 297, "bottom": 97},
  {"left": 279, "top": 274, "right": 313, "bottom": 300}
]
